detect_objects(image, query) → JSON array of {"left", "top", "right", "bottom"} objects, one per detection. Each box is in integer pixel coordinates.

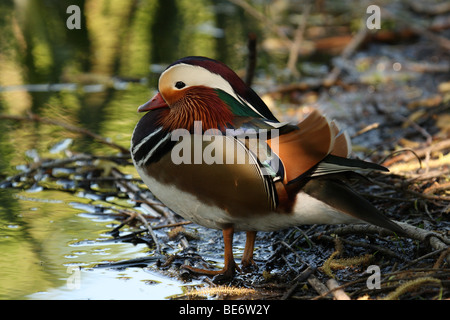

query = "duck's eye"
[{"left": 175, "top": 81, "right": 186, "bottom": 89}]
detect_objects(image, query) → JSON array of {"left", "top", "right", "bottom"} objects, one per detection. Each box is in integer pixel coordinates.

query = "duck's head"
[{"left": 138, "top": 56, "right": 277, "bottom": 131}]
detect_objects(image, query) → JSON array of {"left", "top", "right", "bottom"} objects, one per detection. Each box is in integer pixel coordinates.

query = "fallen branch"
[
  {"left": 0, "top": 113, "right": 130, "bottom": 154},
  {"left": 371, "top": 178, "right": 450, "bottom": 202},
  {"left": 245, "top": 32, "right": 258, "bottom": 87},
  {"left": 382, "top": 139, "right": 450, "bottom": 167},
  {"left": 111, "top": 168, "right": 190, "bottom": 250},
  {"left": 326, "top": 279, "right": 351, "bottom": 300},
  {"left": 396, "top": 221, "right": 450, "bottom": 251},
  {"left": 307, "top": 275, "right": 331, "bottom": 297},
  {"left": 323, "top": 19, "right": 368, "bottom": 87},
  {"left": 319, "top": 234, "right": 407, "bottom": 261},
  {"left": 400, "top": 247, "right": 450, "bottom": 270},
  {"left": 227, "top": 0, "right": 292, "bottom": 45},
  {"left": 381, "top": 7, "right": 450, "bottom": 51},
  {"left": 281, "top": 266, "right": 315, "bottom": 299},
  {"left": 327, "top": 222, "right": 450, "bottom": 255},
  {"left": 409, "top": 1, "right": 450, "bottom": 15},
  {"left": 286, "top": 3, "right": 311, "bottom": 77},
  {"left": 0, "top": 153, "right": 129, "bottom": 187}
]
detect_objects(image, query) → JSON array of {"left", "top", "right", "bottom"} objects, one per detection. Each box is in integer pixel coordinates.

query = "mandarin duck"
[{"left": 131, "top": 56, "right": 403, "bottom": 279}]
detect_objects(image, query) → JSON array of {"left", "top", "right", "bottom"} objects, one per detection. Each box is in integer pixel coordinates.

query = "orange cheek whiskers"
[{"left": 159, "top": 87, "right": 233, "bottom": 132}]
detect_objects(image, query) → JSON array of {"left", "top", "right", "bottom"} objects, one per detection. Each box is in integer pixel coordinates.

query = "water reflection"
[
  {"left": 30, "top": 267, "right": 200, "bottom": 300},
  {"left": 0, "top": 77, "right": 146, "bottom": 93},
  {"left": 0, "top": 0, "right": 256, "bottom": 299},
  {"left": 0, "top": 0, "right": 304, "bottom": 300},
  {"left": 0, "top": 188, "right": 190, "bottom": 299}
]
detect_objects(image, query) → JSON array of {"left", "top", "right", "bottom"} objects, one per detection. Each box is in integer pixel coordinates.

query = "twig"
[
  {"left": 245, "top": 32, "right": 258, "bottom": 87},
  {"left": 135, "top": 211, "right": 161, "bottom": 253},
  {"left": 326, "top": 279, "right": 351, "bottom": 300},
  {"left": 307, "top": 275, "right": 332, "bottom": 298},
  {"left": 266, "top": 18, "right": 368, "bottom": 92},
  {"left": 94, "top": 255, "right": 165, "bottom": 269},
  {"left": 323, "top": 222, "right": 450, "bottom": 254},
  {"left": 279, "top": 240, "right": 307, "bottom": 265},
  {"left": 152, "top": 221, "right": 192, "bottom": 230},
  {"left": 424, "top": 182, "right": 450, "bottom": 195},
  {"left": 434, "top": 247, "right": 450, "bottom": 269},
  {"left": 111, "top": 168, "right": 192, "bottom": 252},
  {"left": 264, "top": 79, "right": 324, "bottom": 96},
  {"left": 318, "top": 234, "right": 407, "bottom": 261},
  {"left": 0, "top": 154, "right": 130, "bottom": 187},
  {"left": 311, "top": 276, "right": 368, "bottom": 300},
  {"left": 111, "top": 168, "right": 166, "bottom": 218},
  {"left": 409, "top": 1, "right": 450, "bottom": 15},
  {"left": 281, "top": 266, "right": 315, "bottom": 299},
  {"left": 286, "top": 3, "right": 311, "bottom": 77},
  {"left": 323, "top": 20, "right": 368, "bottom": 87},
  {"left": 399, "top": 247, "right": 449, "bottom": 271},
  {"left": 382, "top": 139, "right": 450, "bottom": 167},
  {"left": 380, "top": 148, "right": 423, "bottom": 168},
  {"left": 396, "top": 114, "right": 433, "bottom": 146},
  {"left": 227, "top": 0, "right": 292, "bottom": 45},
  {"left": 404, "top": 168, "right": 450, "bottom": 181},
  {"left": 0, "top": 113, "right": 130, "bottom": 154},
  {"left": 395, "top": 221, "right": 450, "bottom": 251},
  {"left": 381, "top": 7, "right": 450, "bottom": 51},
  {"left": 351, "top": 122, "right": 380, "bottom": 138},
  {"left": 368, "top": 176, "right": 450, "bottom": 202},
  {"left": 112, "top": 167, "right": 190, "bottom": 249}
]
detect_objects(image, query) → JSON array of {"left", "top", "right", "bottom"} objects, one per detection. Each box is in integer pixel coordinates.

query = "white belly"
[
  {"left": 136, "top": 166, "right": 360, "bottom": 232},
  {"left": 136, "top": 166, "right": 233, "bottom": 229}
]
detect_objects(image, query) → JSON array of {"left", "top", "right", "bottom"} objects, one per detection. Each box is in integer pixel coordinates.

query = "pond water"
[
  {"left": 0, "top": 187, "right": 204, "bottom": 299},
  {"left": 0, "top": 0, "right": 260, "bottom": 300}
]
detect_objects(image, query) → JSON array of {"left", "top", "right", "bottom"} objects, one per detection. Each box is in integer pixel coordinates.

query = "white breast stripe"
[
  {"left": 137, "top": 132, "right": 171, "bottom": 166},
  {"left": 132, "top": 127, "right": 163, "bottom": 154}
]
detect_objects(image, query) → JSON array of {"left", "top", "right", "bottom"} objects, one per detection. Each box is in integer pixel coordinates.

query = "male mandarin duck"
[{"left": 131, "top": 56, "right": 403, "bottom": 279}]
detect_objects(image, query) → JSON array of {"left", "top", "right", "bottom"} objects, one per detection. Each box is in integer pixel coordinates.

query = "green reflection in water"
[
  {"left": 0, "top": 188, "right": 149, "bottom": 299},
  {"left": 0, "top": 0, "right": 260, "bottom": 299}
]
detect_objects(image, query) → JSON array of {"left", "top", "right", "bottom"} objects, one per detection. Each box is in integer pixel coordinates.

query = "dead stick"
[
  {"left": 152, "top": 221, "right": 192, "bottom": 230},
  {"left": 245, "top": 32, "right": 257, "bottom": 87},
  {"left": 281, "top": 266, "right": 315, "bottom": 299},
  {"left": 228, "top": 0, "right": 292, "bottom": 45},
  {"left": 326, "top": 279, "right": 351, "bottom": 300},
  {"left": 0, "top": 113, "right": 129, "bottom": 154},
  {"left": 286, "top": 3, "right": 311, "bottom": 77},
  {"left": 323, "top": 20, "right": 368, "bottom": 86},
  {"left": 111, "top": 168, "right": 165, "bottom": 218},
  {"left": 326, "top": 222, "right": 450, "bottom": 254},
  {"left": 383, "top": 139, "right": 450, "bottom": 167},
  {"left": 112, "top": 168, "right": 191, "bottom": 250},
  {"left": 308, "top": 275, "right": 331, "bottom": 298}
]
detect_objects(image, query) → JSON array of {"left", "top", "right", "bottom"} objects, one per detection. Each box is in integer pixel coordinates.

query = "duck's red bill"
[{"left": 138, "top": 92, "right": 168, "bottom": 112}]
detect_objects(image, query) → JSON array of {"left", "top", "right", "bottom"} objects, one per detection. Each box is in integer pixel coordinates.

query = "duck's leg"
[
  {"left": 241, "top": 231, "right": 257, "bottom": 271},
  {"left": 181, "top": 225, "right": 239, "bottom": 279}
]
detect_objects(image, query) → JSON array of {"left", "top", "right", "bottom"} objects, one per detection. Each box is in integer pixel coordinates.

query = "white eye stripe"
[{"left": 161, "top": 63, "right": 235, "bottom": 96}]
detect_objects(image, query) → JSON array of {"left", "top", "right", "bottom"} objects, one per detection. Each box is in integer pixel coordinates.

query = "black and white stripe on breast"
[{"left": 131, "top": 111, "right": 174, "bottom": 166}]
